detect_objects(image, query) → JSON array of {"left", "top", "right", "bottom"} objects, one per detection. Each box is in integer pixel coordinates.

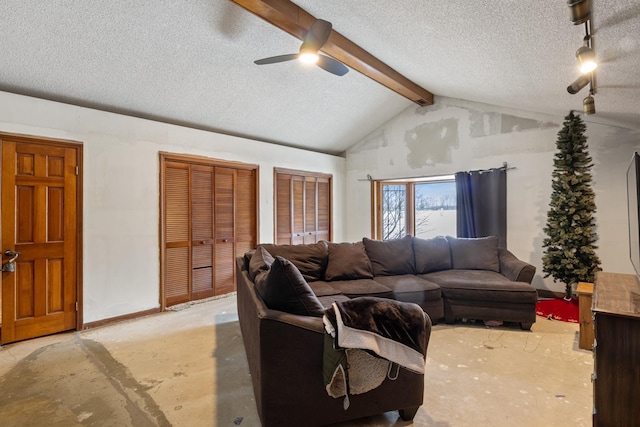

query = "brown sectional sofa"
[
  {"left": 255, "top": 235, "right": 537, "bottom": 328},
  {"left": 236, "top": 235, "right": 537, "bottom": 426}
]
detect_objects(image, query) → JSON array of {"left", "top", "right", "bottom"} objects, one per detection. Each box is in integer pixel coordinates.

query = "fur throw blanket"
[{"left": 323, "top": 297, "right": 428, "bottom": 407}]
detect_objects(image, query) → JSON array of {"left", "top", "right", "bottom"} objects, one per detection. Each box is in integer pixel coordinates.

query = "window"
[{"left": 373, "top": 176, "right": 456, "bottom": 240}]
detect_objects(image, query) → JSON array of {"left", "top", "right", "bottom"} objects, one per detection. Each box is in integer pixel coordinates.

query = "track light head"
[
  {"left": 567, "top": 74, "right": 591, "bottom": 94},
  {"left": 576, "top": 45, "right": 597, "bottom": 73},
  {"left": 583, "top": 94, "right": 596, "bottom": 114},
  {"left": 567, "top": 0, "right": 591, "bottom": 25}
]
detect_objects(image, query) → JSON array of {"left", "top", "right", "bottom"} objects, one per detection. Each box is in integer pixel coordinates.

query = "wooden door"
[{"left": 1, "top": 138, "right": 79, "bottom": 344}]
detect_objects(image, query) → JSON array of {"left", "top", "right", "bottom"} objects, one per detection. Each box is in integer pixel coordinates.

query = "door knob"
[{"left": 2, "top": 249, "right": 19, "bottom": 272}]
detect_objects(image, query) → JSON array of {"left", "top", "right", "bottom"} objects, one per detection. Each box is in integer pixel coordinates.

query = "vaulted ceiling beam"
[{"left": 230, "top": 0, "right": 434, "bottom": 106}]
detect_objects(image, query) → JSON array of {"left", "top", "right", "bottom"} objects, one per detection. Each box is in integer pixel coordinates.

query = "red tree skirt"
[{"left": 536, "top": 298, "right": 579, "bottom": 323}]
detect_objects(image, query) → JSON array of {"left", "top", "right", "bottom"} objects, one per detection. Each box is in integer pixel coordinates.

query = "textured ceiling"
[{"left": 1, "top": 1, "right": 639, "bottom": 155}]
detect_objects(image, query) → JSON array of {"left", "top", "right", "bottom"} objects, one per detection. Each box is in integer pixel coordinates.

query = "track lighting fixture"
[
  {"left": 576, "top": 45, "right": 597, "bottom": 74},
  {"left": 567, "top": 0, "right": 591, "bottom": 25},
  {"left": 567, "top": 0, "right": 597, "bottom": 114},
  {"left": 567, "top": 74, "right": 591, "bottom": 94},
  {"left": 583, "top": 92, "right": 595, "bottom": 115}
]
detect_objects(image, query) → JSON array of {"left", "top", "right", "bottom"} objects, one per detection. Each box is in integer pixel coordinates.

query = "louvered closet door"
[
  {"left": 275, "top": 173, "right": 292, "bottom": 245},
  {"left": 164, "top": 162, "right": 191, "bottom": 305},
  {"left": 236, "top": 169, "right": 257, "bottom": 258},
  {"left": 191, "top": 165, "right": 215, "bottom": 299},
  {"left": 303, "top": 177, "right": 317, "bottom": 244},
  {"left": 163, "top": 158, "right": 258, "bottom": 307},
  {"left": 274, "top": 169, "right": 332, "bottom": 245},
  {"left": 316, "top": 177, "right": 330, "bottom": 242},
  {"left": 292, "top": 176, "right": 305, "bottom": 245},
  {"left": 214, "top": 167, "right": 235, "bottom": 295}
]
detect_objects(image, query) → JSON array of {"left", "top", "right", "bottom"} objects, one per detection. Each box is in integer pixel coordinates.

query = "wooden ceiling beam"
[{"left": 230, "top": 0, "right": 434, "bottom": 106}]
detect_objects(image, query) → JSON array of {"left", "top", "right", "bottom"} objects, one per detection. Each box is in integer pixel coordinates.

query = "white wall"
[
  {"left": 0, "top": 91, "right": 346, "bottom": 323},
  {"left": 345, "top": 96, "right": 640, "bottom": 293}
]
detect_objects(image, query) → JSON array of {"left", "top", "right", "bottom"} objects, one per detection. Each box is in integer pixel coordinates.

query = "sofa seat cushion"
[
  {"left": 326, "top": 279, "right": 394, "bottom": 299},
  {"left": 308, "top": 280, "right": 342, "bottom": 297},
  {"left": 373, "top": 275, "right": 441, "bottom": 303},
  {"left": 419, "top": 270, "right": 538, "bottom": 304}
]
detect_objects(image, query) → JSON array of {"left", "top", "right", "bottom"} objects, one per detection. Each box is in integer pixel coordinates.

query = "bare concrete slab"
[{"left": 0, "top": 295, "right": 593, "bottom": 426}]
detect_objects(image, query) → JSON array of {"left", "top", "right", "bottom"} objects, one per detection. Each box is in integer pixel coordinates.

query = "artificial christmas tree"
[{"left": 542, "top": 111, "right": 601, "bottom": 299}]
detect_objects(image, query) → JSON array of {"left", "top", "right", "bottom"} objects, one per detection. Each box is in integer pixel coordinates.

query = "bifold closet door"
[
  {"left": 163, "top": 159, "right": 257, "bottom": 307},
  {"left": 235, "top": 169, "right": 257, "bottom": 258},
  {"left": 191, "top": 165, "right": 215, "bottom": 300},
  {"left": 316, "top": 177, "right": 330, "bottom": 242},
  {"left": 164, "top": 162, "right": 215, "bottom": 305},
  {"left": 164, "top": 161, "right": 191, "bottom": 306},
  {"left": 274, "top": 169, "right": 332, "bottom": 245},
  {"left": 214, "top": 167, "right": 235, "bottom": 296}
]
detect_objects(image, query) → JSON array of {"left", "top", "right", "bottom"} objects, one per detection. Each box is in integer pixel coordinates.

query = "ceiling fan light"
[
  {"left": 576, "top": 45, "right": 597, "bottom": 73},
  {"left": 299, "top": 48, "right": 319, "bottom": 64},
  {"left": 567, "top": 0, "right": 591, "bottom": 25},
  {"left": 583, "top": 95, "right": 596, "bottom": 114}
]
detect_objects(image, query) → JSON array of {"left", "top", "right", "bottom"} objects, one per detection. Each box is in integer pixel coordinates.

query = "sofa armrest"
[{"left": 498, "top": 248, "right": 536, "bottom": 283}]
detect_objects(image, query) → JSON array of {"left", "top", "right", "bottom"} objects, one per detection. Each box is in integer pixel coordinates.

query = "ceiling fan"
[{"left": 254, "top": 19, "right": 349, "bottom": 76}]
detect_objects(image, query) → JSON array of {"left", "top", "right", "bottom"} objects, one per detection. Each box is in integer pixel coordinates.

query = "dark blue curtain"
[{"left": 455, "top": 168, "right": 507, "bottom": 247}]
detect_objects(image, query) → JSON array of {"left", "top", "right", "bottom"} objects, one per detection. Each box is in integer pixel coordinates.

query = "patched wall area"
[{"left": 345, "top": 96, "right": 640, "bottom": 293}]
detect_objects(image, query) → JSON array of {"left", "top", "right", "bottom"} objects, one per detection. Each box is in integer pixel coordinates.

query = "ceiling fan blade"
[
  {"left": 254, "top": 53, "right": 299, "bottom": 65},
  {"left": 301, "top": 19, "right": 332, "bottom": 52},
  {"left": 316, "top": 54, "right": 349, "bottom": 76}
]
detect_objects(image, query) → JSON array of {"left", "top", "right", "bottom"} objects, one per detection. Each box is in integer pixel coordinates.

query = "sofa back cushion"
[
  {"left": 324, "top": 241, "right": 374, "bottom": 281},
  {"left": 362, "top": 235, "right": 415, "bottom": 276},
  {"left": 446, "top": 235, "right": 500, "bottom": 272},
  {"left": 254, "top": 256, "right": 325, "bottom": 317},
  {"left": 413, "top": 236, "right": 452, "bottom": 273},
  {"left": 259, "top": 242, "right": 328, "bottom": 282},
  {"left": 249, "top": 246, "right": 274, "bottom": 281}
]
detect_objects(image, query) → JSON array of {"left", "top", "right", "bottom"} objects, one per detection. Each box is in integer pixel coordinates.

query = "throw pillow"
[
  {"left": 413, "top": 236, "right": 452, "bottom": 273},
  {"left": 446, "top": 235, "right": 500, "bottom": 272},
  {"left": 254, "top": 256, "right": 325, "bottom": 317},
  {"left": 249, "top": 246, "right": 275, "bottom": 281},
  {"left": 324, "top": 241, "right": 374, "bottom": 281},
  {"left": 362, "top": 235, "right": 415, "bottom": 276},
  {"left": 259, "top": 241, "right": 328, "bottom": 282}
]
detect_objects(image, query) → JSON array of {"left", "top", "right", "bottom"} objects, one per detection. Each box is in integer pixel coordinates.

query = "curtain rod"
[{"left": 358, "top": 162, "right": 515, "bottom": 182}]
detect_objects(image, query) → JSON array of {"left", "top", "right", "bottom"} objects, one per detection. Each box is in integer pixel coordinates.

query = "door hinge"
[
  {"left": 75, "top": 301, "right": 79, "bottom": 311},
  {"left": 75, "top": 166, "right": 79, "bottom": 175}
]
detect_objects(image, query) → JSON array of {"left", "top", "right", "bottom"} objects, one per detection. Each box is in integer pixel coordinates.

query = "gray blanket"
[{"left": 323, "top": 297, "right": 427, "bottom": 406}]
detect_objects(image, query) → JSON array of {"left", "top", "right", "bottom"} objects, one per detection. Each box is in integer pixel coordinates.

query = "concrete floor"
[{"left": 0, "top": 295, "right": 594, "bottom": 427}]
